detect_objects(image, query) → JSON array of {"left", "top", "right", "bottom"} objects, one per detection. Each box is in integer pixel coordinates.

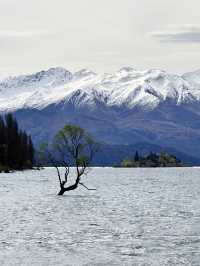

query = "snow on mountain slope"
[
  {"left": 0, "top": 67, "right": 200, "bottom": 112},
  {"left": 1, "top": 66, "right": 200, "bottom": 162},
  {"left": 182, "top": 69, "right": 200, "bottom": 86}
]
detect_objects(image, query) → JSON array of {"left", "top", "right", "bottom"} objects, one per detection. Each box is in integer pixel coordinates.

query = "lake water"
[{"left": 0, "top": 167, "right": 200, "bottom": 266}]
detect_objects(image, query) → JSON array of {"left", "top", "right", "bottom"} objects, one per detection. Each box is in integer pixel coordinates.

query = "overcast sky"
[{"left": 0, "top": 0, "right": 200, "bottom": 76}]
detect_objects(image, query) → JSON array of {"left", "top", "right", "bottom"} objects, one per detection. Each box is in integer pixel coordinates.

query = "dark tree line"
[{"left": 0, "top": 113, "right": 34, "bottom": 171}]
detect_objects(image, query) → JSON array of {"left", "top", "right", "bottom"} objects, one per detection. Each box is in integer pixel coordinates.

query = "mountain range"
[{"left": 1, "top": 66, "right": 200, "bottom": 165}]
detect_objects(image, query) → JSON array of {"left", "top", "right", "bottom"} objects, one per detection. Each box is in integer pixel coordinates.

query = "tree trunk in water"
[
  {"left": 57, "top": 182, "right": 79, "bottom": 195},
  {"left": 58, "top": 186, "right": 66, "bottom": 195}
]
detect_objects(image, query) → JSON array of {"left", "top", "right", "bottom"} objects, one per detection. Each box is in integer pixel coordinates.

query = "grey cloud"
[{"left": 151, "top": 25, "right": 200, "bottom": 43}]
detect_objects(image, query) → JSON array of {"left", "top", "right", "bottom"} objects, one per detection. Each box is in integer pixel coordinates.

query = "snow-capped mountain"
[
  {"left": 0, "top": 66, "right": 200, "bottom": 164},
  {"left": 0, "top": 67, "right": 72, "bottom": 111},
  {"left": 0, "top": 66, "right": 199, "bottom": 112}
]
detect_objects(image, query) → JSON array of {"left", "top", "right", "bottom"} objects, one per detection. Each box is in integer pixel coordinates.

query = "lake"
[{"left": 0, "top": 167, "right": 200, "bottom": 265}]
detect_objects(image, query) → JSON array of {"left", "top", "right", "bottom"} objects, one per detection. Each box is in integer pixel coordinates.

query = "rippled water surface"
[{"left": 0, "top": 167, "right": 200, "bottom": 265}]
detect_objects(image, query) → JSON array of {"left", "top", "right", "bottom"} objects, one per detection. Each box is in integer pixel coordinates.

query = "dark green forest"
[{"left": 0, "top": 113, "right": 34, "bottom": 172}]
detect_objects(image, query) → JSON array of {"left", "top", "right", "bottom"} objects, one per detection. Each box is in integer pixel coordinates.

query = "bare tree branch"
[{"left": 79, "top": 182, "right": 96, "bottom": 191}]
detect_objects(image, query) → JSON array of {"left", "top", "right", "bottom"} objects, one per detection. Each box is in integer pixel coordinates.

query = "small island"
[{"left": 121, "top": 151, "right": 183, "bottom": 168}]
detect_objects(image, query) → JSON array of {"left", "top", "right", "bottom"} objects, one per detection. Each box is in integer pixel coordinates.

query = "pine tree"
[
  {"left": 134, "top": 151, "right": 139, "bottom": 162},
  {"left": 28, "top": 135, "right": 34, "bottom": 165}
]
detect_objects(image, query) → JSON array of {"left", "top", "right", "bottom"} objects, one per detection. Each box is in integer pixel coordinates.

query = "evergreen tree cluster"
[
  {"left": 121, "top": 151, "right": 182, "bottom": 168},
  {"left": 0, "top": 113, "right": 34, "bottom": 171}
]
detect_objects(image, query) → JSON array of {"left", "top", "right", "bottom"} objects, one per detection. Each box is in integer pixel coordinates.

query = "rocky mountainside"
[{"left": 0, "top": 67, "right": 200, "bottom": 164}]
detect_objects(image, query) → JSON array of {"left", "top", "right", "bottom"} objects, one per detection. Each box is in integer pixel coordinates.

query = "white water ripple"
[{"left": 0, "top": 167, "right": 200, "bottom": 265}]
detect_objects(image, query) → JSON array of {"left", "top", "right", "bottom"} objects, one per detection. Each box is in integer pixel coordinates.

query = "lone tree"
[{"left": 40, "top": 124, "right": 99, "bottom": 195}]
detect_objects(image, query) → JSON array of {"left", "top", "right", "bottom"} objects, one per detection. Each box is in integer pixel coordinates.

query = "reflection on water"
[{"left": 0, "top": 167, "right": 200, "bottom": 265}]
